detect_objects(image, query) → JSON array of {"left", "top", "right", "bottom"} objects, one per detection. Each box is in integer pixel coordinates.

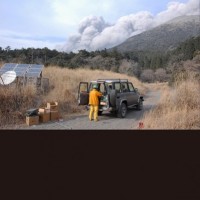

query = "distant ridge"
[{"left": 112, "top": 15, "right": 200, "bottom": 53}]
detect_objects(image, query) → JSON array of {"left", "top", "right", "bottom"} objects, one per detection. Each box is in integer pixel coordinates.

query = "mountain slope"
[{"left": 113, "top": 15, "right": 200, "bottom": 53}]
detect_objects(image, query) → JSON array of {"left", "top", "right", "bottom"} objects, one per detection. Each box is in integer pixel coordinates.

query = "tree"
[
  {"left": 5, "top": 46, "right": 11, "bottom": 52},
  {"left": 109, "top": 48, "right": 122, "bottom": 60},
  {"left": 78, "top": 49, "right": 90, "bottom": 58},
  {"left": 144, "top": 56, "right": 150, "bottom": 68},
  {"left": 155, "top": 68, "right": 167, "bottom": 82},
  {"left": 140, "top": 69, "right": 155, "bottom": 83},
  {"left": 184, "top": 40, "right": 195, "bottom": 60},
  {"left": 100, "top": 48, "right": 108, "bottom": 58},
  {"left": 118, "top": 60, "right": 132, "bottom": 74}
]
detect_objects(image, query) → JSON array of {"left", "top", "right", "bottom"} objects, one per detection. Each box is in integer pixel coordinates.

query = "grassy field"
[
  {"left": 142, "top": 72, "right": 200, "bottom": 129},
  {"left": 0, "top": 85, "right": 38, "bottom": 127}
]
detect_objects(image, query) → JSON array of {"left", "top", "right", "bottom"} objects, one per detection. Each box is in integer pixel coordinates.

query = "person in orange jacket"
[{"left": 89, "top": 84, "right": 103, "bottom": 122}]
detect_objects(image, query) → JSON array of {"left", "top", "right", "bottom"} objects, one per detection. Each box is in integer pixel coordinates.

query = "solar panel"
[
  {"left": 0, "top": 63, "right": 17, "bottom": 74},
  {"left": 26, "top": 64, "right": 44, "bottom": 77},
  {"left": 0, "top": 63, "right": 44, "bottom": 78},
  {"left": 1, "top": 63, "right": 16, "bottom": 70}
]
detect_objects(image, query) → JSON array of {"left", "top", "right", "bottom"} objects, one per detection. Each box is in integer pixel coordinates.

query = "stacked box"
[
  {"left": 46, "top": 102, "right": 59, "bottom": 121},
  {"left": 38, "top": 107, "right": 50, "bottom": 123},
  {"left": 39, "top": 113, "right": 50, "bottom": 123},
  {"left": 50, "top": 111, "right": 59, "bottom": 121},
  {"left": 47, "top": 102, "right": 58, "bottom": 111},
  {"left": 26, "top": 116, "right": 39, "bottom": 126}
]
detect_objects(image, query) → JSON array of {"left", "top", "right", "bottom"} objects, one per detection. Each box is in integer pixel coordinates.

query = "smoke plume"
[{"left": 60, "top": 0, "right": 200, "bottom": 52}]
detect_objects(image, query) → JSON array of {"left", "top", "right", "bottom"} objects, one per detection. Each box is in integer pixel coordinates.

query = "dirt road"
[{"left": 22, "top": 90, "right": 161, "bottom": 130}]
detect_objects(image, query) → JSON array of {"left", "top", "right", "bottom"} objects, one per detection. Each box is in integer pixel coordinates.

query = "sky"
[{"left": 0, "top": 0, "right": 199, "bottom": 52}]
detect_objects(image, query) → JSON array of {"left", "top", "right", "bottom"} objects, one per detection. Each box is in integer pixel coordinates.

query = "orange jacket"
[{"left": 89, "top": 89, "right": 102, "bottom": 106}]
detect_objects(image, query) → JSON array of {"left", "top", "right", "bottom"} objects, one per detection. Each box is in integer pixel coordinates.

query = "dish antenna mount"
[{"left": 0, "top": 71, "right": 17, "bottom": 85}]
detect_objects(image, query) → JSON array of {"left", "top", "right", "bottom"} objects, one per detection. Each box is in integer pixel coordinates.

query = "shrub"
[
  {"left": 0, "top": 85, "right": 38, "bottom": 127},
  {"left": 142, "top": 74, "right": 200, "bottom": 129}
]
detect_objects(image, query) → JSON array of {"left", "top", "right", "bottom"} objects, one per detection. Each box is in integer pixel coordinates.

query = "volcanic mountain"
[{"left": 113, "top": 15, "right": 200, "bottom": 53}]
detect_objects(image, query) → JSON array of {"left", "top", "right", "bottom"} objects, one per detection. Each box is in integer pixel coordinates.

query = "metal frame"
[
  {"left": 97, "top": 79, "right": 128, "bottom": 83},
  {"left": 0, "top": 63, "right": 44, "bottom": 87}
]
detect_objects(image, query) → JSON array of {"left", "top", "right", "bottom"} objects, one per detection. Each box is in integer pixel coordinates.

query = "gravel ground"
[{"left": 19, "top": 90, "right": 161, "bottom": 130}]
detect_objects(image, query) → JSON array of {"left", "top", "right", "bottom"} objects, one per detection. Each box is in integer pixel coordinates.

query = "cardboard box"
[
  {"left": 47, "top": 102, "right": 58, "bottom": 111},
  {"left": 38, "top": 107, "right": 50, "bottom": 114},
  {"left": 50, "top": 111, "right": 59, "bottom": 121},
  {"left": 26, "top": 115, "right": 39, "bottom": 126},
  {"left": 39, "top": 112, "right": 50, "bottom": 123}
]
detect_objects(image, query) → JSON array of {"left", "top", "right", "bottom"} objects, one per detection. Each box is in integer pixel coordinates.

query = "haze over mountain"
[{"left": 112, "top": 15, "right": 200, "bottom": 53}]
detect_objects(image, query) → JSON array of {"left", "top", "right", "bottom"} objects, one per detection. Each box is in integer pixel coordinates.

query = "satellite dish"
[{"left": 0, "top": 71, "right": 17, "bottom": 85}]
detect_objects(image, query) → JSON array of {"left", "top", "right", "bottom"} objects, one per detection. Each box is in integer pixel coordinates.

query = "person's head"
[{"left": 93, "top": 84, "right": 98, "bottom": 90}]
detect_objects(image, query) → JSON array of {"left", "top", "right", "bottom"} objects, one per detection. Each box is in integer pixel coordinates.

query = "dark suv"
[{"left": 78, "top": 79, "right": 144, "bottom": 118}]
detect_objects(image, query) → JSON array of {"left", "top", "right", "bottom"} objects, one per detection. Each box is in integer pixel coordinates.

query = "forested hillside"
[{"left": 1, "top": 36, "right": 200, "bottom": 83}]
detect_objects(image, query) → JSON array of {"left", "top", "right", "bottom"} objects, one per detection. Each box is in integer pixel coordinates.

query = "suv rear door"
[
  {"left": 78, "top": 82, "right": 89, "bottom": 105},
  {"left": 128, "top": 82, "right": 139, "bottom": 105},
  {"left": 121, "top": 82, "right": 135, "bottom": 107}
]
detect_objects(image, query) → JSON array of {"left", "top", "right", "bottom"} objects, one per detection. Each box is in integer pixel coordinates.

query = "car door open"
[{"left": 78, "top": 82, "right": 89, "bottom": 105}]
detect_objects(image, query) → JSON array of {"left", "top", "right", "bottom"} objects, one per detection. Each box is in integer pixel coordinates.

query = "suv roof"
[{"left": 91, "top": 79, "right": 128, "bottom": 83}]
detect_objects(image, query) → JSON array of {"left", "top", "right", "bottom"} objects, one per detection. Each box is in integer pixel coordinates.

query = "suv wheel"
[
  {"left": 137, "top": 99, "right": 143, "bottom": 110},
  {"left": 117, "top": 103, "right": 127, "bottom": 118}
]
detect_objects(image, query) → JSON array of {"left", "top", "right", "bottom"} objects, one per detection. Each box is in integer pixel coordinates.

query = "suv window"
[
  {"left": 114, "top": 82, "right": 121, "bottom": 92},
  {"left": 99, "top": 83, "right": 106, "bottom": 93},
  {"left": 80, "top": 84, "right": 87, "bottom": 92},
  {"left": 121, "top": 82, "right": 129, "bottom": 92},
  {"left": 128, "top": 83, "right": 135, "bottom": 92},
  {"left": 105, "top": 83, "right": 113, "bottom": 92}
]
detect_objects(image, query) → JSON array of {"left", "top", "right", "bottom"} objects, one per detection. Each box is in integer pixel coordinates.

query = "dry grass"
[
  {"left": 0, "top": 85, "right": 38, "bottom": 128},
  {"left": 144, "top": 82, "right": 169, "bottom": 91},
  {"left": 0, "top": 66, "right": 146, "bottom": 127},
  {"left": 142, "top": 73, "right": 200, "bottom": 129}
]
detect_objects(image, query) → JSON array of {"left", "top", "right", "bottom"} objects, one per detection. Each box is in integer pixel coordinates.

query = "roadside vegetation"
[
  {"left": 141, "top": 51, "right": 200, "bottom": 129},
  {"left": 142, "top": 72, "right": 200, "bottom": 129},
  {"left": 0, "top": 85, "right": 38, "bottom": 128}
]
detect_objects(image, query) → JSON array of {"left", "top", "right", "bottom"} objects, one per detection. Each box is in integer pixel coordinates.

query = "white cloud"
[
  {"left": 155, "top": 0, "right": 199, "bottom": 25},
  {"left": 0, "top": 30, "right": 62, "bottom": 50},
  {"left": 61, "top": 0, "right": 200, "bottom": 52},
  {"left": 49, "top": 0, "right": 116, "bottom": 27}
]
